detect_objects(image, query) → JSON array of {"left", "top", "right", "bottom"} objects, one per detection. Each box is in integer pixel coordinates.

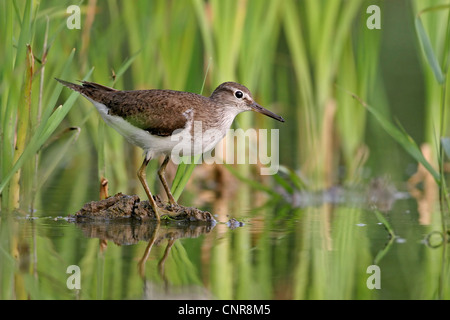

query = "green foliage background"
[{"left": 0, "top": 0, "right": 449, "bottom": 300}]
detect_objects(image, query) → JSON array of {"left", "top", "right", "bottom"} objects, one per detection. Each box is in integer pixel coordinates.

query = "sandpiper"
[{"left": 56, "top": 79, "right": 284, "bottom": 221}]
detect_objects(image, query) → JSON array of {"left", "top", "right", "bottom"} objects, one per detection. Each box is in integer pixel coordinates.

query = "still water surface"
[{"left": 5, "top": 189, "right": 448, "bottom": 300}]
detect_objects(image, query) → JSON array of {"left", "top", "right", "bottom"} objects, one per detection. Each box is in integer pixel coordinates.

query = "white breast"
[{"left": 88, "top": 98, "right": 190, "bottom": 159}]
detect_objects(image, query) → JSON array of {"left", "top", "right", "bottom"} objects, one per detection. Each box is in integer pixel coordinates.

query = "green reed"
[
  {"left": 0, "top": 0, "right": 386, "bottom": 211},
  {"left": 0, "top": 1, "right": 87, "bottom": 212},
  {"left": 414, "top": 1, "right": 450, "bottom": 299},
  {"left": 281, "top": 0, "right": 382, "bottom": 188},
  {"left": 358, "top": 1, "right": 450, "bottom": 223},
  {"left": 1, "top": 0, "right": 446, "bottom": 214},
  {"left": 2, "top": 0, "right": 450, "bottom": 301}
]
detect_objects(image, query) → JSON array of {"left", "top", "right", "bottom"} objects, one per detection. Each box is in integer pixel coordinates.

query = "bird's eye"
[{"left": 235, "top": 90, "right": 244, "bottom": 99}]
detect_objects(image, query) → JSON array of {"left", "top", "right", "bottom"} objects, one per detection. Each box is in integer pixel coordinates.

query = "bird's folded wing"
[{"left": 104, "top": 90, "right": 197, "bottom": 137}]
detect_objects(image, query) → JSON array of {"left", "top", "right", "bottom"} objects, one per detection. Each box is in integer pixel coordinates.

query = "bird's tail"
[
  {"left": 55, "top": 78, "right": 117, "bottom": 94},
  {"left": 55, "top": 78, "right": 84, "bottom": 93}
]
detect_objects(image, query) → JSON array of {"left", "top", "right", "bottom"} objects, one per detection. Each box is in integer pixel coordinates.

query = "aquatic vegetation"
[{"left": 0, "top": 0, "right": 449, "bottom": 300}]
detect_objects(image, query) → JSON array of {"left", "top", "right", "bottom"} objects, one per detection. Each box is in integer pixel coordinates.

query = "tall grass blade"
[
  {"left": 40, "top": 48, "right": 77, "bottom": 135},
  {"left": 9, "top": 44, "right": 35, "bottom": 207},
  {"left": 415, "top": 7, "right": 449, "bottom": 84},
  {"left": 441, "top": 137, "right": 450, "bottom": 158},
  {"left": 349, "top": 91, "right": 441, "bottom": 184},
  {"left": 111, "top": 51, "right": 140, "bottom": 86},
  {"left": 0, "top": 68, "right": 94, "bottom": 195},
  {"left": 37, "top": 127, "right": 80, "bottom": 191},
  {"left": 171, "top": 155, "right": 201, "bottom": 201},
  {"left": 374, "top": 210, "right": 395, "bottom": 238},
  {"left": 13, "top": 0, "right": 32, "bottom": 70}
]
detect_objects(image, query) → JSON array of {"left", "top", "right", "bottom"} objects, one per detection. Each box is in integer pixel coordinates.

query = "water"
[
  {"left": 2, "top": 0, "right": 447, "bottom": 302},
  {"left": 2, "top": 190, "right": 448, "bottom": 300}
]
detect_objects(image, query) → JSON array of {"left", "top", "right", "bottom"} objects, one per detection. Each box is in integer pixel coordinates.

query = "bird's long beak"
[{"left": 251, "top": 102, "right": 285, "bottom": 122}]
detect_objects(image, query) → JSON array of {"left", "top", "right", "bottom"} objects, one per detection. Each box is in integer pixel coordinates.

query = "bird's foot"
[
  {"left": 166, "top": 201, "right": 179, "bottom": 211},
  {"left": 157, "top": 207, "right": 179, "bottom": 219}
]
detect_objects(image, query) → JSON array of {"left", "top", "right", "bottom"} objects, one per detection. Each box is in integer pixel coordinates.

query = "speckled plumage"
[
  {"left": 56, "top": 80, "right": 261, "bottom": 139},
  {"left": 56, "top": 78, "right": 284, "bottom": 221}
]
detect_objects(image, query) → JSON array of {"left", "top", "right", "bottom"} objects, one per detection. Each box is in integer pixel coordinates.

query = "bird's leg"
[
  {"left": 137, "top": 156, "right": 161, "bottom": 222},
  {"left": 137, "top": 223, "right": 160, "bottom": 278},
  {"left": 158, "top": 155, "right": 177, "bottom": 206}
]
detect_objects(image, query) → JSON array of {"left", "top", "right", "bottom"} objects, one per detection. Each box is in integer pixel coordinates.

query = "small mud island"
[{"left": 70, "top": 193, "right": 216, "bottom": 224}]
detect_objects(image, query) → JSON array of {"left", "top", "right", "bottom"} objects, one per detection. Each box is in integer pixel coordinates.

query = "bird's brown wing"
[
  {"left": 57, "top": 79, "right": 203, "bottom": 137},
  {"left": 101, "top": 90, "right": 202, "bottom": 137}
]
